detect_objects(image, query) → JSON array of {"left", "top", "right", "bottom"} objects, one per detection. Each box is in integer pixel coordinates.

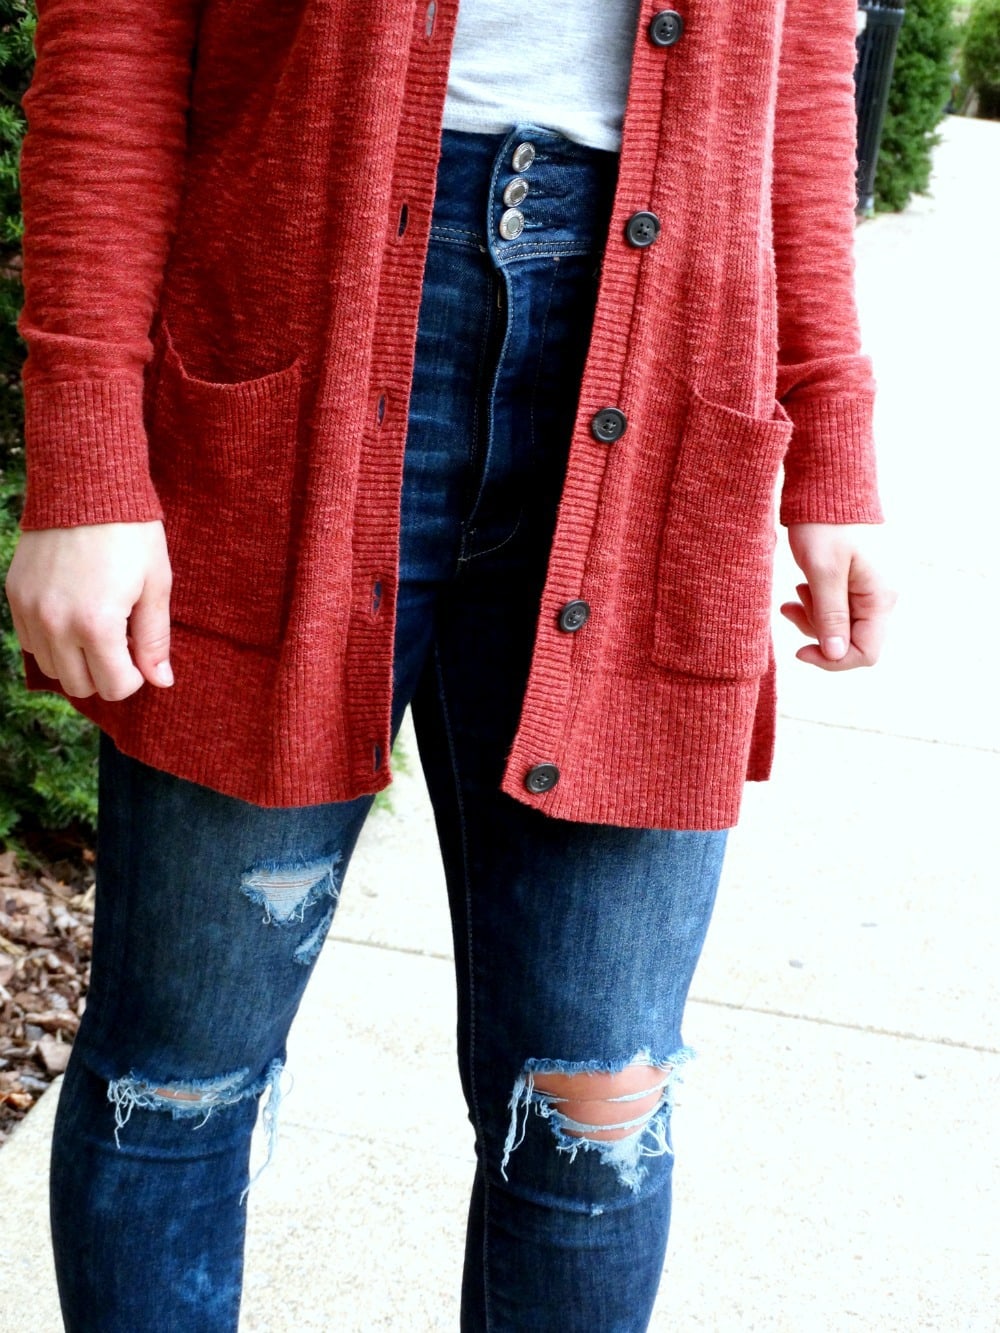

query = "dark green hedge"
[
  {"left": 961, "top": 0, "right": 1000, "bottom": 116},
  {"left": 873, "top": 0, "right": 958, "bottom": 212}
]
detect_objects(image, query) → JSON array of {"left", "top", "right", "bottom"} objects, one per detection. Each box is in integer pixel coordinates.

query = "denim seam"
[
  {"left": 497, "top": 240, "right": 597, "bottom": 262},
  {"left": 429, "top": 224, "right": 485, "bottom": 251},
  {"left": 89, "top": 737, "right": 135, "bottom": 1056},
  {"left": 458, "top": 249, "right": 559, "bottom": 569},
  {"left": 499, "top": 238, "right": 597, "bottom": 251},
  {"left": 528, "top": 255, "right": 560, "bottom": 482},
  {"left": 460, "top": 257, "right": 514, "bottom": 560},
  {"left": 431, "top": 637, "right": 495, "bottom": 1332},
  {"left": 461, "top": 265, "right": 504, "bottom": 543},
  {"left": 458, "top": 513, "right": 524, "bottom": 567}
]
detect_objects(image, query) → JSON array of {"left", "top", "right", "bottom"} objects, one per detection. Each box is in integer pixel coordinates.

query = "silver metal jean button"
[
  {"left": 499, "top": 207, "right": 525, "bottom": 240},
  {"left": 511, "top": 141, "right": 536, "bottom": 172},
  {"left": 503, "top": 176, "right": 529, "bottom": 207}
]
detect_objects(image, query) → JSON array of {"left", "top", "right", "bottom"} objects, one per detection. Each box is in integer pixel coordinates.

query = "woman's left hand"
[{"left": 780, "top": 524, "right": 897, "bottom": 671}]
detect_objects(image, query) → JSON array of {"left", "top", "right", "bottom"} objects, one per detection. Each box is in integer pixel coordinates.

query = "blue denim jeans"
[{"left": 50, "top": 127, "right": 729, "bottom": 1332}]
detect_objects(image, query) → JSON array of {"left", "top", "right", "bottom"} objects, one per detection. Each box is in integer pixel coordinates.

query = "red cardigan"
[{"left": 16, "top": 0, "right": 881, "bottom": 830}]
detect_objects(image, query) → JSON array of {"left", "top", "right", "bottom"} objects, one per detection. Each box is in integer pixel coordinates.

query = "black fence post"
[{"left": 855, "top": 0, "right": 907, "bottom": 214}]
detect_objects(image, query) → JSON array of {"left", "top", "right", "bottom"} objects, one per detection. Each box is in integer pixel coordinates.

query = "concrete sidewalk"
[{"left": 2, "top": 113, "right": 998, "bottom": 1331}]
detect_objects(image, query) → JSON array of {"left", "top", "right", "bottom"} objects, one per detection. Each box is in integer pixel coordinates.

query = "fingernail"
[
  {"left": 823, "top": 637, "right": 847, "bottom": 660},
  {"left": 154, "top": 661, "right": 174, "bottom": 686}
]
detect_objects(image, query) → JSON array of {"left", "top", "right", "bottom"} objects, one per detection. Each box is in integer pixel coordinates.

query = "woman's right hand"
[{"left": 4, "top": 520, "right": 174, "bottom": 701}]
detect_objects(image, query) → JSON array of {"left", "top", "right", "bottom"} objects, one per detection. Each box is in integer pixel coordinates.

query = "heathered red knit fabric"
[{"left": 15, "top": 0, "right": 881, "bottom": 830}]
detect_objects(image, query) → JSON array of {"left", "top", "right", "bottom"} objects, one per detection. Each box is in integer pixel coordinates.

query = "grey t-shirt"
[{"left": 442, "top": 1, "right": 643, "bottom": 153}]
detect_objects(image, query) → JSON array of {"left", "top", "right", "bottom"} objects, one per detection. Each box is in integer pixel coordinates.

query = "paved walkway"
[{"left": 2, "top": 114, "right": 998, "bottom": 1331}]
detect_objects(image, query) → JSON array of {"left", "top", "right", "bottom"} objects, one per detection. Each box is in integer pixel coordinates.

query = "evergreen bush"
[
  {"left": 961, "top": 0, "right": 1000, "bottom": 116},
  {"left": 1, "top": 0, "right": 99, "bottom": 844},
  {"left": 873, "top": 0, "right": 958, "bottom": 211}
]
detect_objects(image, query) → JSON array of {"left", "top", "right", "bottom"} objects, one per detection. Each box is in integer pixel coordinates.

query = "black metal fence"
[{"left": 855, "top": 0, "right": 907, "bottom": 213}]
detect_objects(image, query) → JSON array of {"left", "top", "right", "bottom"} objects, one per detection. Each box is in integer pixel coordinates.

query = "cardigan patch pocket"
[
  {"left": 148, "top": 320, "right": 304, "bottom": 650},
  {"left": 652, "top": 389, "right": 793, "bottom": 681}
]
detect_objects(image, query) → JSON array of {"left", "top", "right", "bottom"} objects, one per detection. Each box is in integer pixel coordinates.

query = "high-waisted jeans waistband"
[{"left": 433, "top": 124, "right": 620, "bottom": 262}]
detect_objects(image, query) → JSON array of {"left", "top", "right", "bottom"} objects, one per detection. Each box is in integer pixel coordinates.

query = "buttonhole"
[
  {"left": 376, "top": 394, "right": 387, "bottom": 426},
  {"left": 397, "top": 203, "right": 409, "bottom": 237},
  {"left": 373, "top": 742, "right": 383, "bottom": 773},
  {"left": 371, "top": 580, "right": 382, "bottom": 615},
  {"left": 425, "top": 0, "right": 437, "bottom": 38}
]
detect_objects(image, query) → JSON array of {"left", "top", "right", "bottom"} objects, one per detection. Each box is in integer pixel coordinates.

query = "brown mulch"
[{"left": 0, "top": 837, "right": 95, "bottom": 1147}]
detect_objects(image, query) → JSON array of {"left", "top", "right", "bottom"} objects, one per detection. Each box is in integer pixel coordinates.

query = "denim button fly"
[
  {"left": 511, "top": 141, "right": 536, "bottom": 172},
  {"left": 499, "top": 207, "right": 525, "bottom": 240},
  {"left": 418, "top": 127, "right": 619, "bottom": 568},
  {"left": 503, "top": 176, "right": 529, "bottom": 207}
]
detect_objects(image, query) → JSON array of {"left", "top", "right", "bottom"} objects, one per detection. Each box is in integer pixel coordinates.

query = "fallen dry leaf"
[
  {"left": 0, "top": 842, "right": 95, "bottom": 1145},
  {"left": 37, "top": 1036, "right": 72, "bottom": 1075}
]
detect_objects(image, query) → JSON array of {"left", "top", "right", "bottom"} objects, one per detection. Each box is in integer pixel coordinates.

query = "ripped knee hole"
[{"left": 531, "top": 1064, "right": 671, "bottom": 1142}]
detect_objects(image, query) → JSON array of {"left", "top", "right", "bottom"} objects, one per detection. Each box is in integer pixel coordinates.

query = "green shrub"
[
  {"left": 961, "top": 0, "right": 1000, "bottom": 116},
  {"left": 874, "top": 0, "right": 958, "bottom": 211},
  {"left": 1, "top": 0, "right": 100, "bottom": 844}
]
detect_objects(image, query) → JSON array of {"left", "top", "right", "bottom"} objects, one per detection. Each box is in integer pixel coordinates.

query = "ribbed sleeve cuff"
[
  {"left": 779, "top": 391, "right": 884, "bottom": 526},
  {"left": 19, "top": 376, "right": 164, "bottom": 530}
]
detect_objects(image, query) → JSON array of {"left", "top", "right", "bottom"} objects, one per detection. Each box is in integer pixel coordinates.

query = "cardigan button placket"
[
  {"left": 648, "top": 10, "right": 685, "bottom": 47},
  {"left": 625, "top": 211, "right": 661, "bottom": 248},
  {"left": 590, "top": 407, "right": 628, "bottom": 443},
  {"left": 525, "top": 764, "right": 560, "bottom": 795},
  {"left": 558, "top": 600, "right": 591, "bottom": 633}
]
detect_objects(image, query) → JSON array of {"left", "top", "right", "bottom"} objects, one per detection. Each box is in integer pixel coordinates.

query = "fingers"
[
  {"left": 29, "top": 601, "right": 145, "bottom": 700},
  {"left": 44, "top": 644, "right": 100, "bottom": 701},
  {"left": 842, "top": 560, "right": 894, "bottom": 666},
  {"left": 782, "top": 523, "right": 898, "bottom": 674},
  {"left": 782, "top": 580, "right": 873, "bottom": 672},
  {"left": 79, "top": 614, "right": 148, "bottom": 700},
  {"left": 7, "top": 601, "right": 35, "bottom": 658},
  {"left": 778, "top": 594, "right": 813, "bottom": 638},
  {"left": 4, "top": 522, "right": 174, "bottom": 702},
  {"left": 128, "top": 570, "right": 174, "bottom": 688},
  {"left": 797, "top": 560, "right": 851, "bottom": 662}
]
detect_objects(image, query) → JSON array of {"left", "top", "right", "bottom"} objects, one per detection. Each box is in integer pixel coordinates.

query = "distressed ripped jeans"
[{"left": 50, "top": 128, "right": 728, "bottom": 1332}]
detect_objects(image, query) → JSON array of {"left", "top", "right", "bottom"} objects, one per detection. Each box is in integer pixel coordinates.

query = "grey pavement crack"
[
  {"left": 778, "top": 713, "right": 1000, "bottom": 756},
  {"left": 330, "top": 933, "right": 999, "bottom": 1057}
]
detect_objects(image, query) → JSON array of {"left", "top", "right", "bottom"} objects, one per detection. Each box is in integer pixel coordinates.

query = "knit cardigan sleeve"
[
  {"left": 16, "top": 0, "right": 202, "bottom": 531},
  {"left": 772, "top": 0, "right": 884, "bottom": 527}
]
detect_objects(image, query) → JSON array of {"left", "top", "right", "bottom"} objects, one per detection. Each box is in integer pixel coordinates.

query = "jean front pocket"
[
  {"left": 148, "top": 319, "right": 304, "bottom": 650},
  {"left": 652, "top": 388, "right": 793, "bottom": 682}
]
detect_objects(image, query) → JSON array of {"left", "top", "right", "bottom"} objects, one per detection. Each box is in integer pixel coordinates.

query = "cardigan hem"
[{"left": 22, "top": 624, "right": 769, "bottom": 831}]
